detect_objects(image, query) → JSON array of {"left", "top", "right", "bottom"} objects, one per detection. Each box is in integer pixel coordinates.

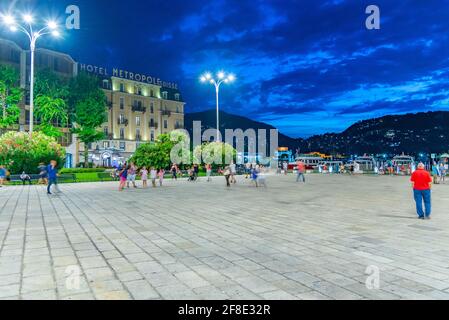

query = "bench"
[
  {"left": 58, "top": 174, "right": 77, "bottom": 183},
  {"left": 98, "top": 172, "right": 116, "bottom": 182},
  {"left": 9, "top": 174, "right": 41, "bottom": 184}
]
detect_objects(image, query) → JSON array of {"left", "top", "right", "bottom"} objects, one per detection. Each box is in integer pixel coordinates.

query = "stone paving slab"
[{"left": 1, "top": 174, "right": 449, "bottom": 300}]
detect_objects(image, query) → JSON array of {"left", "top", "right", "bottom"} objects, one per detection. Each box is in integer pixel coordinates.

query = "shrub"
[{"left": 0, "top": 131, "right": 66, "bottom": 174}]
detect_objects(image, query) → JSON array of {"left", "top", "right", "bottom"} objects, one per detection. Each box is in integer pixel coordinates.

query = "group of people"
[
  {"left": 117, "top": 163, "right": 166, "bottom": 191},
  {"left": 431, "top": 162, "right": 447, "bottom": 184},
  {"left": 0, "top": 161, "right": 60, "bottom": 195}
]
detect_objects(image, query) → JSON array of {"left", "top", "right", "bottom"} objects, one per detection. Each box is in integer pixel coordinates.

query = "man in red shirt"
[
  {"left": 410, "top": 163, "right": 432, "bottom": 219},
  {"left": 296, "top": 161, "right": 306, "bottom": 183}
]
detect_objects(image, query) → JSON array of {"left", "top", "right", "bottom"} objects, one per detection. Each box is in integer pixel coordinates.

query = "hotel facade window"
[
  {"left": 164, "top": 120, "right": 168, "bottom": 129},
  {"left": 120, "top": 97, "right": 124, "bottom": 109},
  {"left": 103, "top": 127, "right": 109, "bottom": 136},
  {"left": 150, "top": 131, "right": 154, "bottom": 142},
  {"left": 162, "top": 91, "right": 168, "bottom": 100},
  {"left": 120, "top": 83, "right": 125, "bottom": 92},
  {"left": 120, "top": 128, "right": 125, "bottom": 140},
  {"left": 136, "top": 128, "right": 141, "bottom": 141},
  {"left": 175, "top": 93, "right": 180, "bottom": 101},
  {"left": 119, "top": 142, "right": 126, "bottom": 150},
  {"left": 103, "top": 141, "right": 110, "bottom": 149},
  {"left": 150, "top": 103, "right": 154, "bottom": 113},
  {"left": 136, "top": 116, "right": 141, "bottom": 126},
  {"left": 119, "top": 113, "right": 125, "bottom": 124}
]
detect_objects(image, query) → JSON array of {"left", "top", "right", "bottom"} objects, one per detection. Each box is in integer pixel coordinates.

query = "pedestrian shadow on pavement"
[{"left": 379, "top": 214, "right": 417, "bottom": 220}]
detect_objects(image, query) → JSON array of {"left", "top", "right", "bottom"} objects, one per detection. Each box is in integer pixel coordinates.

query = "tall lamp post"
[
  {"left": 2, "top": 13, "right": 61, "bottom": 134},
  {"left": 200, "top": 71, "right": 235, "bottom": 141}
]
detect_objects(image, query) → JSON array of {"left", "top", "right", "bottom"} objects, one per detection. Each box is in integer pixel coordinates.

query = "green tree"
[
  {"left": 0, "top": 65, "right": 23, "bottom": 133},
  {"left": 0, "top": 131, "right": 65, "bottom": 174},
  {"left": 34, "top": 69, "right": 70, "bottom": 137},
  {"left": 35, "top": 69, "right": 69, "bottom": 99},
  {"left": 35, "top": 95, "right": 68, "bottom": 137},
  {"left": 193, "top": 141, "right": 236, "bottom": 168},
  {"left": 70, "top": 73, "right": 107, "bottom": 167},
  {"left": 131, "top": 131, "right": 190, "bottom": 169}
]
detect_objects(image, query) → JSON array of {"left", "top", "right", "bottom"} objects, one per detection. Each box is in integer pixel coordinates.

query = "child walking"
[
  {"left": 141, "top": 166, "right": 148, "bottom": 188},
  {"left": 118, "top": 165, "right": 129, "bottom": 191},
  {"left": 150, "top": 167, "right": 157, "bottom": 188},
  {"left": 158, "top": 169, "right": 165, "bottom": 187}
]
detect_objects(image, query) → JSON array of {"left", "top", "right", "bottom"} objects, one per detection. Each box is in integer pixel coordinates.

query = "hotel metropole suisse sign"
[{"left": 78, "top": 63, "right": 178, "bottom": 90}]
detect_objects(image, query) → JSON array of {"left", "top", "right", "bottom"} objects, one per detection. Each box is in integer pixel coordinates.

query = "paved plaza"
[{"left": 1, "top": 174, "right": 449, "bottom": 300}]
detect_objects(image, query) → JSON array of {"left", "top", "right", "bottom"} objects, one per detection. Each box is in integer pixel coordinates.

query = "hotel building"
[{"left": 0, "top": 38, "right": 185, "bottom": 167}]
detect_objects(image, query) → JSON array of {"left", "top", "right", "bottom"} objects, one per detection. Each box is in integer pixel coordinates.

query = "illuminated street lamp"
[
  {"left": 1, "top": 13, "right": 61, "bottom": 134},
  {"left": 200, "top": 71, "right": 235, "bottom": 141}
]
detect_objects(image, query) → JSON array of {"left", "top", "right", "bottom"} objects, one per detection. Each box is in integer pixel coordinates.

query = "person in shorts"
[{"left": 127, "top": 163, "right": 138, "bottom": 188}]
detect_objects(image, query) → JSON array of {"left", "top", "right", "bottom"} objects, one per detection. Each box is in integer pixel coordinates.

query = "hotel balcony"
[
  {"left": 131, "top": 105, "right": 146, "bottom": 113},
  {"left": 175, "top": 123, "right": 184, "bottom": 129},
  {"left": 149, "top": 121, "right": 158, "bottom": 129},
  {"left": 161, "top": 110, "right": 171, "bottom": 117},
  {"left": 117, "top": 118, "right": 129, "bottom": 126}
]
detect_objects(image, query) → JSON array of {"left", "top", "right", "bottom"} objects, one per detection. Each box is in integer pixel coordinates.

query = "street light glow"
[
  {"left": 3, "top": 15, "right": 15, "bottom": 25},
  {"left": 23, "top": 14, "right": 33, "bottom": 23},
  {"left": 51, "top": 30, "right": 60, "bottom": 37},
  {"left": 10, "top": 25, "right": 18, "bottom": 32},
  {"left": 47, "top": 20, "right": 58, "bottom": 30},
  {"left": 199, "top": 70, "right": 236, "bottom": 142}
]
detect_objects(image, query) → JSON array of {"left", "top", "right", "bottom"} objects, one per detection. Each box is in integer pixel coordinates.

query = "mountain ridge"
[{"left": 184, "top": 110, "right": 449, "bottom": 155}]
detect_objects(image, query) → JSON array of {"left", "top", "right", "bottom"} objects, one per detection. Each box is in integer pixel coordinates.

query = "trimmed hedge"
[{"left": 59, "top": 168, "right": 106, "bottom": 174}]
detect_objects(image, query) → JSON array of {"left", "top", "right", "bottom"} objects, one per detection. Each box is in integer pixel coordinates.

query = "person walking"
[
  {"left": 193, "top": 164, "right": 199, "bottom": 181},
  {"left": 0, "top": 165, "right": 6, "bottom": 187},
  {"left": 150, "top": 167, "right": 157, "bottom": 187},
  {"left": 431, "top": 162, "right": 440, "bottom": 185},
  {"left": 47, "top": 160, "right": 61, "bottom": 195},
  {"left": 439, "top": 163, "right": 446, "bottom": 184},
  {"left": 206, "top": 164, "right": 212, "bottom": 182},
  {"left": 158, "top": 168, "right": 165, "bottom": 187},
  {"left": 223, "top": 166, "right": 231, "bottom": 187},
  {"left": 171, "top": 164, "right": 178, "bottom": 181},
  {"left": 118, "top": 165, "right": 129, "bottom": 191},
  {"left": 38, "top": 162, "right": 48, "bottom": 185},
  {"left": 410, "top": 163, "right": 432, "bottom": 220},
  {"left": 140, "top": 166, "right": 148, "bottom": 188},
  {"left": 127, "top": 163, "right": 138, "bottom": 188},
  {"left": 296, "top": 160, "right": 306, "bottom": 183},
  {"left": 229, "top": 161, "right": 237, "bottom": 184}
]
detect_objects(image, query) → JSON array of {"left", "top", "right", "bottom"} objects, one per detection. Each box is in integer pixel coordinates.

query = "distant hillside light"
[
  {"left": 1, "top": 11, "right": 62, "bottom": 135},
  {"left": 199, "top": 70, "right": 236, "bottom": 142}
]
